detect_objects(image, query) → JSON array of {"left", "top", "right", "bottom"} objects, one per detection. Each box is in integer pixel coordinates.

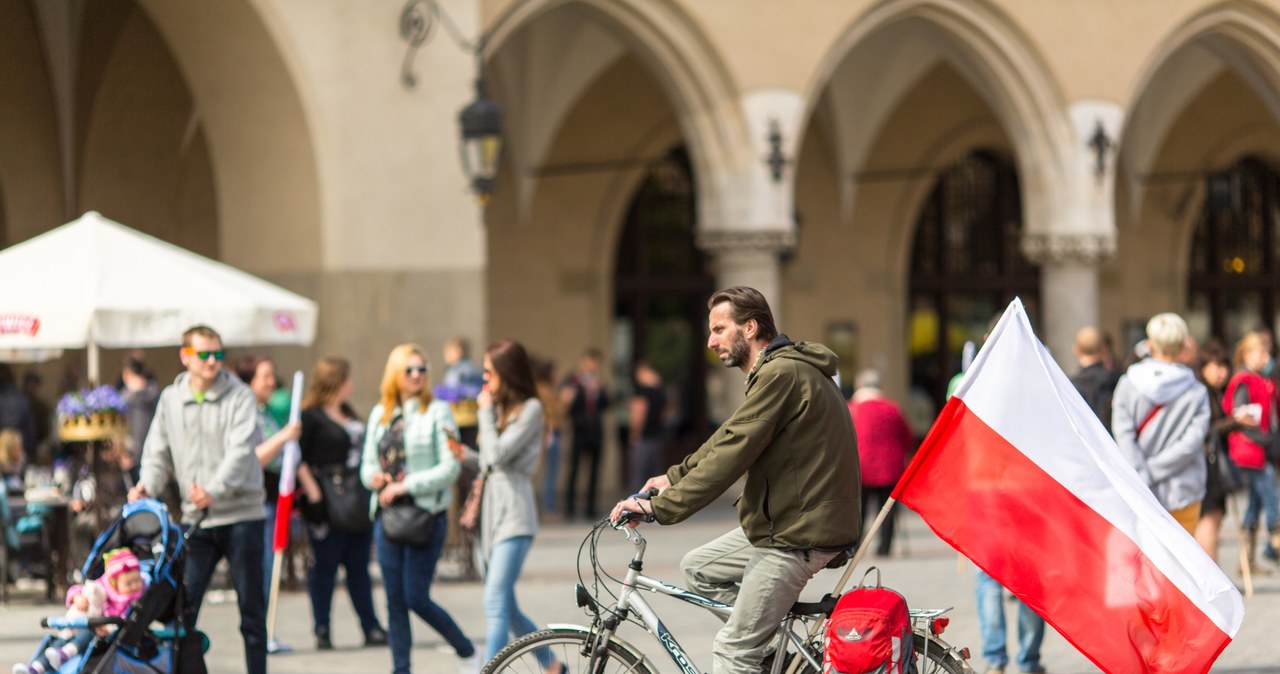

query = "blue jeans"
[
  {"left": 184, "top": 518, "right": 267, "bottom": 674},
  {"left": 308, "top": 526, "right": 382, "bottom": 635},
  {"left": 975, "top": 570, "right": 1043, "bottom": 672},
  {"left": 1241, "top": 464, "right": 1280, "bottom": 534},
  {"left": 541, "top": 431, "right": 561, "bottom": 513},
  {"left": 374, "top": 515, "right": 474, "bottom": 674},
  {"left": 483, "top": 536, "right": 551, "bottom": 665}
]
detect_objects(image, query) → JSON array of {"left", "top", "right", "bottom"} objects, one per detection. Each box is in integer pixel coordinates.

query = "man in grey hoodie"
[
  {"left": 129, "top": 325, "right": 266, "bottom": 674},
  {"left": 1112, "top": 313, "right": 1210, "bottom": 534}
]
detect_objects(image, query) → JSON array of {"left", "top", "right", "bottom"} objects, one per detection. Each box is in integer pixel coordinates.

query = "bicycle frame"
[{"left": 584, "top": 527, "right": 824, "bottom": 674}]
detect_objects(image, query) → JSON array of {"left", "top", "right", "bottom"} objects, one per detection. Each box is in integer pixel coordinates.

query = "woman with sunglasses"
[
  {"left": 361, "top": 345, "right": 479, "bottom": 674},
  {"left": 476, "top": 340, "right": 564, "bottom": 673}
]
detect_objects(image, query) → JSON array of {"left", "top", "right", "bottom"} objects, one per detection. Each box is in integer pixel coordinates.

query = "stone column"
[
  {"left": 696, "top": 229, "right": 795, "bottom": 420},
  {"left": 1023, "top": 233, "right": 1114, "bottom": 368}
]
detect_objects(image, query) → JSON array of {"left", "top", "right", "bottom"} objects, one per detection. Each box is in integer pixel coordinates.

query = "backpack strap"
[
  {"left": 857, "top": 566, "right": 882, "bottom": 589},
  {"left": 1135, "top": 405, "right": 1164, "bottom": 439}
]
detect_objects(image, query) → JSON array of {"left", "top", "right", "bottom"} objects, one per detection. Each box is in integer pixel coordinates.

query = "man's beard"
[{"left": 723, "top": 331, "right": 750, "bottom": 368}]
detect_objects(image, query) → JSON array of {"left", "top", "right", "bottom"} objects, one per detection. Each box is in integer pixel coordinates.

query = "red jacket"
[
  {"left": 848, "top": 397, "right": 913, "bottom": 487},
  {"left": 1224, "top": 370, "right": 1274, "bottom": 470}
]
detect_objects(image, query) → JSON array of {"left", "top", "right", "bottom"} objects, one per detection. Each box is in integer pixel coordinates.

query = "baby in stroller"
[
  {"left": 13, "top": 549, "right": 146, "bottom": 674},
  {"left": 14, "top": 498, "right": 206, "bottom": 674}
]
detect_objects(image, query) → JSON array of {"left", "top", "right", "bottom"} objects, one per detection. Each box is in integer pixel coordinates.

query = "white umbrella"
[{"left": 0, "top": 211, "right": 317, "bottom": 379}]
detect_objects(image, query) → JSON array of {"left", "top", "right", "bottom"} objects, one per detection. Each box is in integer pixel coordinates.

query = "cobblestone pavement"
[{"left": 0, "top": 499, "right": 1275, "bottom": 673}]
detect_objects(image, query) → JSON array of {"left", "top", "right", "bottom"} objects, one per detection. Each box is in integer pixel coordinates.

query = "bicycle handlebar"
[
  {"left": 611, "top": 488, "right": 660, "bottom": 527},
  {"left": 42, "top": 616, "right": 125, "bottom": 630}
]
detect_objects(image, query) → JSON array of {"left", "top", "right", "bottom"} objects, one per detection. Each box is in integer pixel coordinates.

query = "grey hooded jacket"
[
  {"left": 139, "top": 369, "right": 265, "bottom": 528},
  {"left": 1111, "top": 358, "right": 1210, "bottom": 511}
]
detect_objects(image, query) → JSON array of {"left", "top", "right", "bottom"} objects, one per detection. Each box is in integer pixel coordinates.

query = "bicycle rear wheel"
[
  {"left": 482, "top": 627, "right": 658, "bottom": 674},
  {"left": 913, "top": 635, "right": 967, "bottom": 674}
]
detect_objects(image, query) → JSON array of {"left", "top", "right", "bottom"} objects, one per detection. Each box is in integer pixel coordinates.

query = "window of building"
[
  {"left": 1187, "top": 157, "right": 1280, "bottom": 347},
  {"left": 909, "top": 151, "right": 1039, "bottom": 411}
]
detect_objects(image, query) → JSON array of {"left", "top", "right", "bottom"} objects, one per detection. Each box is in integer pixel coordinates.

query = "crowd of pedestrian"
[{"left": 5, "top": 295, "right": 1280, "bottom": 674}]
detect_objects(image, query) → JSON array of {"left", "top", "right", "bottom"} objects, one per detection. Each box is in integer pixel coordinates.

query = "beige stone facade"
[{"left": 6, "top": 0, "right": 1280, "bottom": 462}]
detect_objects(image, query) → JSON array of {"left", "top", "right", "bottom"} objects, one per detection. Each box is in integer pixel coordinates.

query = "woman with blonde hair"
[
  {"left": 361, "top": 345, "right": 478, "bottom": 674},
  {"left": 1224, "top": 331, "right": 1280, "bottom": 570},
  {"left": 297, "top": 356, "right": 386, "bottom": 650}
]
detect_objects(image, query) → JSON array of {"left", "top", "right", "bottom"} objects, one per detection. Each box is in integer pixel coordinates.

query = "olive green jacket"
[{"left": 651, "top": 336, "right": 861, "bottom": 550}]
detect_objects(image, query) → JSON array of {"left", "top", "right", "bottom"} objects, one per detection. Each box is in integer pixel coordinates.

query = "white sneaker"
[
  {"left": 460, "top": 651, "right": 482, "bottom": 674},
  {"left": 13, "top": 664, "right": 31, "bottom": 674},
  {"left": 43, "top": 648, "right": 63, "bottom": 669}
]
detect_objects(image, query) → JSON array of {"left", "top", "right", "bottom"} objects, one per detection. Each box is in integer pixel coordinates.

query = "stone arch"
[
  {"left": 1112, "top": 0, "right": 1280, "bottom": 330},
  {"left": 135, "top": 0, "right": 324, "bottom": 272},
  {"left": 483, "top": 0, "right": 750, "bottom": 230},
  {"left": 1121, "top": 0, "right": 1280, "bottom": 230},
  {"left": 802, "top": 0, "right": 1072, "bottom": 235}
]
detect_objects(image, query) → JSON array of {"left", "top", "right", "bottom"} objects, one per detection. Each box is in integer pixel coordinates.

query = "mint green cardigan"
[{"left": 361, "top": 398, "right": 460, "bottom": 516}]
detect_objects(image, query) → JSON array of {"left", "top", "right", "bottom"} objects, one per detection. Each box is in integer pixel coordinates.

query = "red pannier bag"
[{"left": 823, "top": 568, "right": 914, "bottom": 674}]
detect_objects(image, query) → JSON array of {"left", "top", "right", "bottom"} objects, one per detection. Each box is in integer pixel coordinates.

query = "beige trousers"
[{"left": 680, "top": 527, "right": 835, "bottom": 674}]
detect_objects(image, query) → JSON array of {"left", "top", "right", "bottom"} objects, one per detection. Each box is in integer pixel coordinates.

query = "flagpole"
[
  {"left": 266, "top": 371, "right": 304, "bottom": 653},
  {"left": 831, "top": 496, "right": 897, "bottom": 596},
  {"left": 267, "top": 552, "right": 285, "bottom": 641}
]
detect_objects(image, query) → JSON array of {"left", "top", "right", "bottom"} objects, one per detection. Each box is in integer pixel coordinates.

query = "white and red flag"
[
  {"left": 894, "top": 298, "right": 1243, "bottom": 674},
  {"left": 272, "top": 371, "right": 304, "bottom": 553}
]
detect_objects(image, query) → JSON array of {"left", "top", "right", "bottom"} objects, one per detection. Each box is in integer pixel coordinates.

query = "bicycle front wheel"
[
  {"left": 482, "top": 627, "right": 658, "bottom": 674},
  {"left": 913, "top": 635, "right": 968, "bottom": 674}
]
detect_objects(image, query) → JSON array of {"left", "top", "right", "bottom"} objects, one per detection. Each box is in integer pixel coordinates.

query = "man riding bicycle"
[{"left": 610, "top": 286, "right": 861, "bottom": 674}]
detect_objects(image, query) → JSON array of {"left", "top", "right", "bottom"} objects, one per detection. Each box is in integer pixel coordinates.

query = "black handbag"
[
  {"left": 375, "top": 411, "right": 439, "bottom": 547},
  {"left": 381, "top": 499, "right": 437, "bottom": 547},
  {"left": 318, "top": 465, "right": 373, "bottom": 534}
]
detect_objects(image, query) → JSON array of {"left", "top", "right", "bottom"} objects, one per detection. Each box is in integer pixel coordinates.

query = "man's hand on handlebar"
[
  {"left": 609, "top": 487, "right": 659, "bottom": 528},
  {"left": 641, "top": 474, "right": 671, "bottom": 494}
]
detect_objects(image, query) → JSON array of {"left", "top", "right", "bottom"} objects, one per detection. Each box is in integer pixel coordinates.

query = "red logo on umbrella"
[
  {"left": 273, "top": 311, "right": 296, "bottom": 333},
  {"left": 0, "top": 314, "right": 40, "bottom": 336}
]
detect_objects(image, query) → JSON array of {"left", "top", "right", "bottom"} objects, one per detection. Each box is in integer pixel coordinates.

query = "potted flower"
[
  {"left": 434, "top": 383, "right": 482, "bottom": 428},
  {"left": 57, "top": 385, "right": 128, "bottom": 442}
]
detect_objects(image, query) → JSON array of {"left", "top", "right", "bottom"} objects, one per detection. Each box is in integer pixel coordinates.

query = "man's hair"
[
  {"left": 707, "top": 287, "right": 778, "bottom": 342},
  {"left": 1145, "top": 313, "right": 1189, "bottom": 358},
  {"left": 854, "top": 369, "right": 881, "bottom": 390},
  {"left": 1074, "top": 327, "right": 1104, "bottom": 357},
  {"left": 182, "top": 325, "right": 222, "bottom": 348},
  {"left": 445, "top": 336, "right": 470, "bottom": 358}
]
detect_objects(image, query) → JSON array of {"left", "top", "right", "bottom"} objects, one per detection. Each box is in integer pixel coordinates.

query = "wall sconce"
[
  {"left": 765, "top": 118, "right": 789, "bottom": 183},
  {"left": 399, "top": 0, "right": 505, "bottom": 203},
  {"left": 1087, "top": 120, "right": 1113, "bottom": 179}
]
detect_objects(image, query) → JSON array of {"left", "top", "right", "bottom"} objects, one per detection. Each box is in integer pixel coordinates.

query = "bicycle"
[{"left": 482, "top": 512, "right": 973, "bottom": 674}]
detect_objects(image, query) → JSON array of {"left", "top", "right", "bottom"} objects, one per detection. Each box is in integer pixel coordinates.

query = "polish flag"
[
  {"left": 894, "top": 299, "right": 1243, "bottom": 674},
  {"left": 273, "top": 371, "right": 304, "bottom": 553}
]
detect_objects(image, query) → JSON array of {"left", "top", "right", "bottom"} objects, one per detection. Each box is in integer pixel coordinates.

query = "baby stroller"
[{"left": 31, "top": 498, "right": 207, "bottom": 674}]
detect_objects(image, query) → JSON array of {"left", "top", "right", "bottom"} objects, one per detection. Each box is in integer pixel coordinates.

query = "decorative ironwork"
[
  {"left": 1087, "top": 120, "right": 1113, "bottom": 179},
  {"left": 764, "top": 118, "right": 788, "bottom": 183},
  {"left": 399, "top": 0, "right": 477, "bottom": 89},
  {"left": 399, "top": 0, "right": 438, "bottom": 88}
]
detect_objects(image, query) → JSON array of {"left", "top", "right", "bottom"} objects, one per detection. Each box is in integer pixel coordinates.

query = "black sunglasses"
[{"left": 404, "top": 365, "right": 428, "bottom": 376}]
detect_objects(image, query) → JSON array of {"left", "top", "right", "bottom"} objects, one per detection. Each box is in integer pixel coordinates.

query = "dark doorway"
[
  {"left": 1187, "top": 157, "right": 1280, "bottom": 347},
  {"left": 613, "top": 147, "right": 714, "bottom": 468},
  {"left": 908, "top": 151, "right": 1040, "bottom": 412}
]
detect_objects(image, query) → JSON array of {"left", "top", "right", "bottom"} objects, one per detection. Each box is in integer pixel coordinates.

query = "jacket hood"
[
  {"left": 171, "top": 369, "right": 237, "bottom": 400},
  {"left": 763, "top": 335, "right": 839, "bottom": 378},
  {"left": 1125, "top": 358, "right": 1198, "bottom": 405}
]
